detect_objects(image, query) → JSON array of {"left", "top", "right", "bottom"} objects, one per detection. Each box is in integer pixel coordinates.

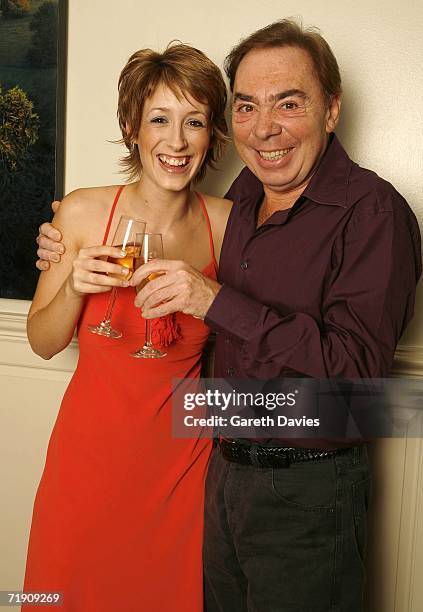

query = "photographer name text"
[{"left": 184, "top": 415, "right": 320, "bottom": 428}]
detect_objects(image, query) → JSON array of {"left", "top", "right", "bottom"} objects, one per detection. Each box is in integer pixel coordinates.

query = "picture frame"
[{"left": 0, "top": 0, "right": 68, "bottom": 300}]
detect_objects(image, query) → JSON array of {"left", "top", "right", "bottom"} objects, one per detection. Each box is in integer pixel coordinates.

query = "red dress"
[{"left": 23, "top": 188, "right": 216, "bottom": 611}]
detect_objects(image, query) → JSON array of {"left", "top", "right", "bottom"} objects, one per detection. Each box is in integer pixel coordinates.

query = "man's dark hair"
[{"left": 224, "top": 19, "right": 342, "bottom": 104}]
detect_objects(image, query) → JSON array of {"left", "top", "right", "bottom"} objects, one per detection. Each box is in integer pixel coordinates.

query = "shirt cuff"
[{"left": 204, "top": 284, "right": 263, "bottom": 343}]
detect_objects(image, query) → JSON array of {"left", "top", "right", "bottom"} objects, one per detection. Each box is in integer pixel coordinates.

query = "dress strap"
[
  {"left": 194, "top": 191, "right": 218, "bottom": 271},
  {"left": 102, "top": 185, "right": 125, "bottom": 245}
]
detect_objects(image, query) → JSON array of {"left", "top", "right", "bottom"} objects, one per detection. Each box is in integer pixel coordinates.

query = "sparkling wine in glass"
[
  {"left": 88, "top": 215, "right": 146, "bottom": 338},
  {"left": 131, "top": 233, "right": 166, "bottom": 358}
]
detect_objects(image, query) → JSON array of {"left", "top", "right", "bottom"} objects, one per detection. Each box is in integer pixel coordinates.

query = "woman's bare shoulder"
[
  {"left": 199, "top": 193, "right": 233, "bottom": 262},
  {"left": 54, "top": 185, "right": 123, "bottom": 246},
  {"left": 59, "top": 185, "right": 120, "bottom": 217},
  {"left": 200, "top": 193, "right": 233, "bottom": 230},
  {"left": 201, "top": 193, "right": 233, "bottom": 210}
]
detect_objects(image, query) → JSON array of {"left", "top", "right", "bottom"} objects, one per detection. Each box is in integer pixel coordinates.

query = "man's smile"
[{"left": 258, "top": 148, "right": 293, "bottom": 161}]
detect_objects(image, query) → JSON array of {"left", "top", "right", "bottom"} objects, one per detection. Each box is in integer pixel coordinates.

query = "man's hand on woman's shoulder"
[{"left": 36, "top": 200, "right": 65, "bottom": 270}]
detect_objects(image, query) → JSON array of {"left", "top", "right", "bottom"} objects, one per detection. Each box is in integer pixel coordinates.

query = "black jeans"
[{"left": 203, "top": 444, "right": 371, "bottom": 612}]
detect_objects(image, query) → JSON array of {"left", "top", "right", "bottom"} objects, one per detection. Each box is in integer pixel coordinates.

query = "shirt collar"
[
  {"left": 303, "top": 134, "right": 353, "bottom": 208},
  {"left": 235, "top": 133, "right": 353, "bottom": 215}
]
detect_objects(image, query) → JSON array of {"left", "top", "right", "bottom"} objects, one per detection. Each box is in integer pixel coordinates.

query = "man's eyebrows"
[
  {"left": 233, "top": 92, "right": 256, "bottom": 102},
  {"left": 274, "top": 89, "right": 307, "bottom": 100},
  {"left": 232, "top": 89, "right": 307, "bottom": 103}
]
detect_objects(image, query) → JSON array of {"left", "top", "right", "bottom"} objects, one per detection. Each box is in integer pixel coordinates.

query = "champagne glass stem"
[
  {"left": 88, "top": 286, "right": 122, "bottom": 338},
  {"left": 131, "top": 315, "right": 166, "bottom": 358},
  {"left": 144, "top": 318, "right": 153, "bottom": 347},
  {"left": 101, "top": 287, "right": 118, "bottom": 327}
]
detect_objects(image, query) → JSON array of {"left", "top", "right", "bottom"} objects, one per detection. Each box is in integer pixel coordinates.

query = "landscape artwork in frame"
[{"left": 0, "top": 0, "right": 67, "bottom": 299}]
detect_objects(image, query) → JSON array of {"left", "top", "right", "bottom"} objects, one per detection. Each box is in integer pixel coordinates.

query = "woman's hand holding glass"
[{"left": 66, "top": 245, "right": 132, "bottom": 298}]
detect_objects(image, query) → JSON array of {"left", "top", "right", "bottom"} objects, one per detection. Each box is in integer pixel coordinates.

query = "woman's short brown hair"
[
  {"left": 117, "top": 42, "right": 228, "bottom": 182},
  {"left": 224, "top": 19, "right": 342, "bottom": 105}
]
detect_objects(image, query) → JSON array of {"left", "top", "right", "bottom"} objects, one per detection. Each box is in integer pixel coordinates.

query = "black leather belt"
[{"left": 219, "top": 438, "right": 351, "bottom": 468}]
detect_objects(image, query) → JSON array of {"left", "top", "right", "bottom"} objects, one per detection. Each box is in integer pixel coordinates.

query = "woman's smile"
[{"left": 157, "top": 153, "right": 192, "bottom": 173}]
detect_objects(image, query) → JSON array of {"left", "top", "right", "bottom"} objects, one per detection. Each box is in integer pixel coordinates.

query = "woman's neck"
[{"left": 126, "top": 176, "right": 195, "bottom": 233}]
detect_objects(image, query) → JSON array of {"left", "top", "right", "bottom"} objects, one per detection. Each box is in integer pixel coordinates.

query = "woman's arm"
[{"left": 27, "top": 191, "right": 129, "bottom": 359}]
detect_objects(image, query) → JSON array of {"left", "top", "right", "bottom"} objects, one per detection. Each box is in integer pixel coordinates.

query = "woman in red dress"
[{"left": 25, "top": 43, "right": 232, "bottom": 611}]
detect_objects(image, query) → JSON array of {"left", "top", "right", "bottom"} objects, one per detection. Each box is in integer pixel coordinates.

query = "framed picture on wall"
[{"left": 0, "top": 0, "right": 67, "bottom": 300}]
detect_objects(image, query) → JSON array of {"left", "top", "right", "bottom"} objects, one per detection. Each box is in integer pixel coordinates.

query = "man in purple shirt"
[{"left": 37, "top": 20, "right": 421, "bottom": 612}]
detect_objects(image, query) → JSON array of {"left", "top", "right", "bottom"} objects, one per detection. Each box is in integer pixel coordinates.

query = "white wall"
[
  {"left": 0, "top": 1, "right": 422, "bottom": 609},
  {"left": 64, "top": 0, "right": 423, "bottom": 343}
]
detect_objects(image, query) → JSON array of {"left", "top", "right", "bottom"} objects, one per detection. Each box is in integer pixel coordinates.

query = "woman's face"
[{"left": 135, "top": 84, "right": 211, "bottom": 192}]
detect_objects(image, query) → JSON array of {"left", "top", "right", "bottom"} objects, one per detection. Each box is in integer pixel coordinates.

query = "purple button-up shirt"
[{"left": 205, "top": 135, "right": 421, "bottom": 446}]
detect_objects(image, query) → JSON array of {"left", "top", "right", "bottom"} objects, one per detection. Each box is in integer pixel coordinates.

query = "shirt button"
[
  {"left": 226, "top": 367, "right": 235, "bottom": 376},
  {"left": 225, "top": 338, "right": 231, "bottom": 345},
  {"left": 240, "top": 261, "right": 248, "bottom": 270}
]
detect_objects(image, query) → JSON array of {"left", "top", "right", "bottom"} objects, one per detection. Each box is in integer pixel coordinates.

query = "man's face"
[{"left": 231, "top": 46, "right": 340, "bottom": 194}]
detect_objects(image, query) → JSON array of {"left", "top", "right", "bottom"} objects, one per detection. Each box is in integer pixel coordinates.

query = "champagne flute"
[
  {"left": 131, "top": 233, "right": 166, "bottom": 358},
  {"left": 88, "top": 215, "right": 146, "bottom": 338}
]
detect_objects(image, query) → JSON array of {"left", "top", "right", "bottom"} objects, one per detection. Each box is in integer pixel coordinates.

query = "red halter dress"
[{"left": 23, "top": 187, "right": 216, "bottom": 611}]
